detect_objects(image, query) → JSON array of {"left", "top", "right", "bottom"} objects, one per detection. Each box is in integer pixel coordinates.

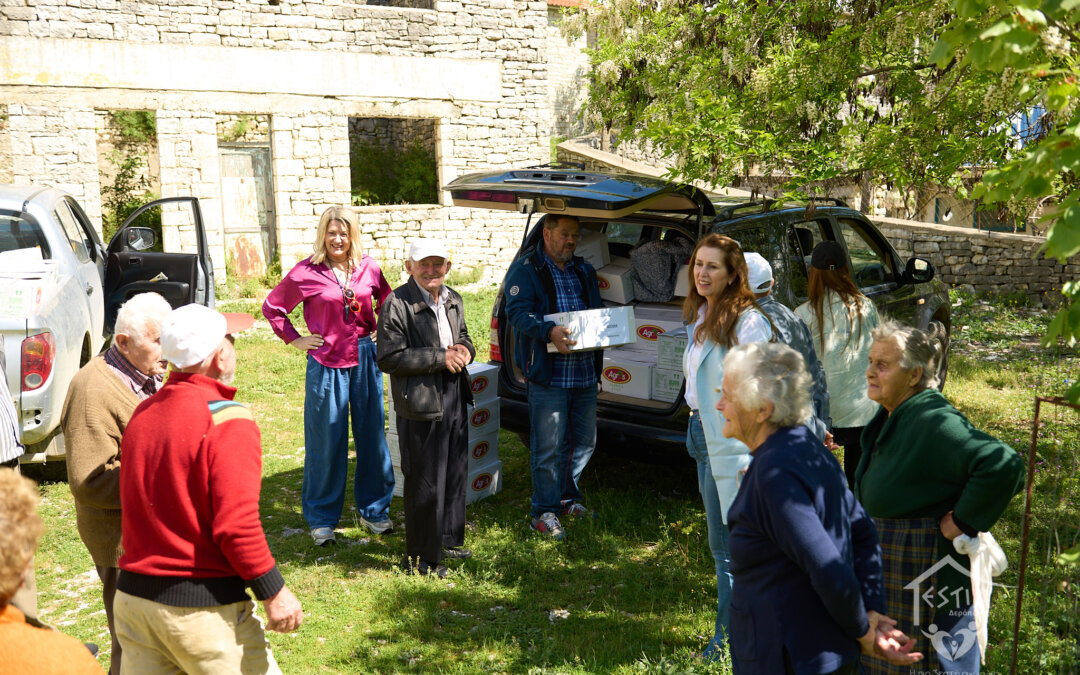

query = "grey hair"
[
  {"left": 871, "top": 320, "right": 940, "bottom": 390},
  {"left": 722, "top": 342, "right": 812, "bottom": 428},
  {"left": 114, "top": 292, "right": 172, "bottom": 344}
]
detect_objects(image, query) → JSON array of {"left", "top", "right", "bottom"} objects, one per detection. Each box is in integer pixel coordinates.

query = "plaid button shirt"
[
  {"left": 543, "top": 252, "right": 596, "bottom": 389},
  {"left": 104, "top": 345, "right": 163, "bottom": 401}
]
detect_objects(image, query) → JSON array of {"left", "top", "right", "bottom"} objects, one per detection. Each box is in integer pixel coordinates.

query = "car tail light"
[
  {"left": 21, "top": 332, "right": 55, "bottom": 392},
  {"left": 456, "top": 190, "right": 516, "bottom": 204},
  {"left": 489, "top": 316, "right": 502, "bottom": 362}
]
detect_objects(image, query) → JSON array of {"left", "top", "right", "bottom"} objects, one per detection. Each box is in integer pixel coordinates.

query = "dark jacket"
[
  {"left": 727, "top": 425, "right": 884, "bottom": 675},
  {"left": 376, "top": 277, "right": 475, "bottom": 421},
  {"left": 503, "top": 246, "right": 603, "bottom": 386}
]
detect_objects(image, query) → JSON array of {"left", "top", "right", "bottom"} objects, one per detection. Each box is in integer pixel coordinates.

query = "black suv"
[{"left": 445, "top": 168, "right": 951, "bottom": 456}]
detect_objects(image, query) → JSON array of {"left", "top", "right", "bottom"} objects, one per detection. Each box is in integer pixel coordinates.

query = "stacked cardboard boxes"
[
  {"left": 386, "top": 362, "right": 503, "bottom": 504},
  {"left": 601, "top": 304, "right": 687, "bottom": 402}
]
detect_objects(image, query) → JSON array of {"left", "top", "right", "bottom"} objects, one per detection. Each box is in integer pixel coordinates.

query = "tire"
[{"left": 927, "top": 319, "right": 950, "bottom": 390}]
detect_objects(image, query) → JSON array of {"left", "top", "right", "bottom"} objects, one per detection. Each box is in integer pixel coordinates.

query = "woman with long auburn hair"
[
  {"left": 679, "top": 233, "right": 774, "bottom": 659},
  {"left": 795, "top": 240, "right": 881, "bottom": 486}
]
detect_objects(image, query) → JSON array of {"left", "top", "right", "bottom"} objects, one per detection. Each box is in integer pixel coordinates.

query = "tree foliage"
[
  {"left": 568, "top": 0, "right": 1022, "bottom": 197},
  {"left": 930, "top": 0, "right": 1080, "bottom": 401}
]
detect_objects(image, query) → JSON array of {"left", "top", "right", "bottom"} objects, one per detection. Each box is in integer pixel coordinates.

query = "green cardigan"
[{"left": 855, "top": 388, "right": 1024, "bottom": 612}]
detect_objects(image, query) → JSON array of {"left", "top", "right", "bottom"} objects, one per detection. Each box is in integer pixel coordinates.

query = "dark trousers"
[
  {"left": 396, "top": 372, "right": 468, "bottom": 565},
  {"left": 96, "top": 565, "right": 121, "bottom": 674},
  {"left": 832, "top": 426, "right": 865, "bottom": 488}
]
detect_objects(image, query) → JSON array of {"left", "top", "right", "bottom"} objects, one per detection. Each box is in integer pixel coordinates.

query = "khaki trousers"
[{"left": 114, "top": 591, "right": 281, "bottom": 675}]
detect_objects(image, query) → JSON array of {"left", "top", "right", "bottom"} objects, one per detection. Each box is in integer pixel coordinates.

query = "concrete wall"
[{"left": 0, "top": 0, "right": 549, "bottom": 280}]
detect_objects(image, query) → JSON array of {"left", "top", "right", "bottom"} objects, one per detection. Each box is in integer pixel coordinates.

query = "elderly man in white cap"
[
  {"left": 744, "top": 252, "right": 832, "bottom": 444},
  {"left": 114, "top": 304, "right": 302, "bottom": 674},
  {"left": 376, "top": 239, "right": 475, "bottom": 579}
]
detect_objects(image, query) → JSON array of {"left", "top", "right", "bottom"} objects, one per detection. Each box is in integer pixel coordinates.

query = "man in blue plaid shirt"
[{"left": 504, "top": 215, "right": 603, "bottom": 540}]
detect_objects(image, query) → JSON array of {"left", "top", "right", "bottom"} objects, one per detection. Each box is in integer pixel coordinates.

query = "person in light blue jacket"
[{"left": 680, "top": 234, "right": 773, "bottom": 660}]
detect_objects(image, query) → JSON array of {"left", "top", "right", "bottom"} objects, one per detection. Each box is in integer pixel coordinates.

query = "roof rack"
[{"left": 523, "top": 161, "right": 586, "bottom": 171}]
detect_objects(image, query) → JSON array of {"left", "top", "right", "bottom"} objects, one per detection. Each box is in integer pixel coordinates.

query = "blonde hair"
[
  {"left": 311, "top": 206, "right": 362, "bottom": 266},
  {"left": 0, "top": 471, "right": 43, "bottom": 606}
]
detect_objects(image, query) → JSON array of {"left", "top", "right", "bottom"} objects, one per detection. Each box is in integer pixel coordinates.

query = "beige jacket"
[{"left": 60, "top": 356, "right": 139, "bottom": 567}]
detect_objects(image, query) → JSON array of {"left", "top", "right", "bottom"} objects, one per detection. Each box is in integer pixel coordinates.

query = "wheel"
[{"left": 927, "top": 319, "right": 950, "bottom": 390}]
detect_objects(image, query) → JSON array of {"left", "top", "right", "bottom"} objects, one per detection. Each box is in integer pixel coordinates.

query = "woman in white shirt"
[
  {"left": 795, "top": 240, "right": 881, "bottom": 486},
  {"left": 680, "top": 233, "right": 773, "bottom": 660}
]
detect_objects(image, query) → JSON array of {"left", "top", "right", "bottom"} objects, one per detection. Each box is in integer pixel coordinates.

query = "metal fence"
[{"left": 1010, "top": 396, "right": 1080, "bottom": 674}]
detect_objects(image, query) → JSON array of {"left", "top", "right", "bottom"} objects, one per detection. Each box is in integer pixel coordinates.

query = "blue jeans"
[
  {"left": 929, "top": 604, "right": 981, "bottom": 675},
  {"left": 302, "top": 337, "right": 394, "bottom": 529},
  {"left": 686, "top": 413, "right": 732, "bottom": 659},
  {"left": 527, "top": 382, "right": 597, "bottom": 517}
]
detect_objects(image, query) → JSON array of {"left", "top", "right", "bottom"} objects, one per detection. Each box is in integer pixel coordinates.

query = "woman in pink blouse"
[{"left": 263, "top": 206, "right": 395, "bottom": 547}]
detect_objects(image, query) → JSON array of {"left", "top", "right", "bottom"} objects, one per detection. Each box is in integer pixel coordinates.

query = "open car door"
[
  {"left": 103, "top": 197, "right": 216, "bottom": 331},
  {"left": 444, "top": 167, "right": 715, "bottom": 238}
]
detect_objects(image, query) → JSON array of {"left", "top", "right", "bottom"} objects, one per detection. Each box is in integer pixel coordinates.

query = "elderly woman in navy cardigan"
[{"left": 717, "top": 342, "right": 922, "bottom": 674}]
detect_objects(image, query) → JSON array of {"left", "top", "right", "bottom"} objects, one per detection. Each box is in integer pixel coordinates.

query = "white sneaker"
[
  {"left": 360, "top": 516, "right": 394, "bottom": 535},
  {"left": 311, "top": 527, "right": 336, "bottom": 546}
]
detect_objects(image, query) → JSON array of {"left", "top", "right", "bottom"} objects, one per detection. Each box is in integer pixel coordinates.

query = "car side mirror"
[
  {"left": 124, "top": 227, "right": 156, "bottom": 251},
  {"left": 901, "top": 257, "right": 934, "bottom": 284}
]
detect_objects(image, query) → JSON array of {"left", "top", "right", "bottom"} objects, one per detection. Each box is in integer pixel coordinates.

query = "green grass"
[{"left": 27, "top": 288, "right": 1079, "bottom": 673}]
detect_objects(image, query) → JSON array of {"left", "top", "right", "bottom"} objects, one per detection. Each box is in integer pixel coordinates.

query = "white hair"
[
  {"left": 871, "top": 320, "right": 941, "bottom": 390},
  {"left": 722, "top": 342, "right": 812, "bottom": 428},
  {"left": 114, "top": 292, "right": 172, "bottom": 344}
]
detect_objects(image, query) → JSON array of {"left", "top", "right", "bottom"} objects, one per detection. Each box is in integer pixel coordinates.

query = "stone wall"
[
  {"left": 870, "top": 216, "right": 1077, "bottom": 306},
  {"left": 5, "top": 104, "right": 103, "bottom": 224},
  {"left": 0, "top": 0, "right": 549, "bottom": 281},
  {"left": 349, "top": 117, "right": 437, "bottom": 157}
]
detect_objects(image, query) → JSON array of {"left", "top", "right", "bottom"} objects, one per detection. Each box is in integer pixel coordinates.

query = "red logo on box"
[
  {"left": 472, "top": 441, "right": 490, "bottom": 459},
  {"left": 598, "top": 277, "right": 610, "bottom": 290},
  {"left": 471, "top": 408, "right": 490, "bottom": 426},
  {"left": 472, "top": 473, "right": 493, "bottom": 491},
  {"left": 471, "top": 376, "right": 488, "bottom": 393},
  {"left": 603, "top": 366, "right": 631, "bottom": 384},
  {"left": 637, "top": 324, "right": 664, "bottom": 341}
]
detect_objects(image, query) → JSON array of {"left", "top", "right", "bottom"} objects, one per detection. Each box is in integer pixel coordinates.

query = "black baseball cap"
[{"left": 810, "top": 241, "right": 847, "bottom": 271}]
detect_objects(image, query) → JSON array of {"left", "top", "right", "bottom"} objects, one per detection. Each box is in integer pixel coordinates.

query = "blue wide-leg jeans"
[
  {"left": 302, "top": 337, "right": 394, "bottom": 529},
  {"left": 526, "top": 382, "right": 597, "bottom": 517},
  {"left": 686, "top": 412, "right": 732, "bottom": 660}
]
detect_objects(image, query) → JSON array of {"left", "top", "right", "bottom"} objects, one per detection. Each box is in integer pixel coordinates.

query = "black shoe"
[
  {"left": 84, "top": 642, "right": 99, "bottom": 657},
  {"left": 417, "top": 560, "right": 450, "bottom": 578},
  {"left": 443, "top": 547, "right": 473, "bottom": 559}
]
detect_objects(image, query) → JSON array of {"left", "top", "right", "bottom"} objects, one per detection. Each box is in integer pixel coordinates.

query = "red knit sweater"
[{"left": 118, "top": 373, "right": 283, "bottom": 605}]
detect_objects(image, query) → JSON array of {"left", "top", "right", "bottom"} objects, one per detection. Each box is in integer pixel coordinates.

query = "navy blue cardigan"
[{"left": 727, "top": 425, "right": 885, "bottom": 675}]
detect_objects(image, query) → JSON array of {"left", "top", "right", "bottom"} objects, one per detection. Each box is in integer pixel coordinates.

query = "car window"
[
  {"left": 63, "top": 198, "right": 99, "bottom": 262},
  {"left": 604, "top": 222, "right": 645, "bottom": 246},
  {"left": 786, "top": 219, "right": 827, "bottom": 302},
  {"left": 731, "top": 223, "right": 785, "bottom": 284},
  {"left": 0, "top": 211, "right": 52, "bottom": 259},
  {"left": 55, "top": 203, "right": 91, "bottom": 263},
  {"left": 835, "top": 217, "right": 897, "bottom": 291}
]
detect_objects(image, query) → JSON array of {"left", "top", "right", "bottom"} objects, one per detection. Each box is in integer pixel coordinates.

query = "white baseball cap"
[
  {"left": 407, "top": 238, "right": 451, "bottom": 261},
  {"left": 160, "top": 304, "right": 255, "bottom": 369},
  {"left": 744, "top": 252, "right": 773, "bottom": 293}
]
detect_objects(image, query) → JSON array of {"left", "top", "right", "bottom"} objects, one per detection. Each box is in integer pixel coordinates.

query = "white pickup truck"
[{"left": 0, "top": 185, "right": 215, "bottom": 465}]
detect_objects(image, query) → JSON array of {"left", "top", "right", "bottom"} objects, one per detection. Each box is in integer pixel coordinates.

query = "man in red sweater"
[{"left": 114, "top": 304, "right": 302, "bottom": 674}]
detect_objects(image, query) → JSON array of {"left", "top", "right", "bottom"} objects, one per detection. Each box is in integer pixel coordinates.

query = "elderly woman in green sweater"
[{"left": 854, "top": 321, "right": 1024, "bottom": 675}]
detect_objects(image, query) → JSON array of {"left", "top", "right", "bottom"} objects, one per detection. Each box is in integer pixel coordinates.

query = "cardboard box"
[
  {"left": 622, "top": 304, "right": 685, "bottom": 355},
  {"left": 467, "top": 459, "right": 503, "bottom": 504},
  {"left": 575, "top": 230, "right": 610, "bottom": 270},
  {"left": 596, "top": 263, "right": 635, "bottom": 304},
  {"left": 467, "top": 400, "right": 501, "bottom": 438},
  {"left": 656, "top": 326, "right": 689, "bottom": 371},
  {"left": 651, "top": 367, "right": 685, "bottom": 403},
  {"left": 673, "top": 264, "right": 692, "bottom": 297},
  {"left": 544, "top": 305, "right": 636, "bottom": 353},
  {"left": 392, "top": 465, "right": 404, "bottom": 498},
  {"left": 466, "top": 362, "right": 500, "bottom": 404},
  {"left": 600, "top": 354, "right": 653, "bottom": 399},
  {"left": 468, "top": 431, "right": 500, "bottom": 471},
  {"left": 388, "top": 430, "right": 401, "bottom": 465}
]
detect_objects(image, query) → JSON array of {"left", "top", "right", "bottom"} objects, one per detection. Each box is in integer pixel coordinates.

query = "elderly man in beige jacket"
[{"left": 60, "top": 292, "right": 172, "bottom": 675}]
